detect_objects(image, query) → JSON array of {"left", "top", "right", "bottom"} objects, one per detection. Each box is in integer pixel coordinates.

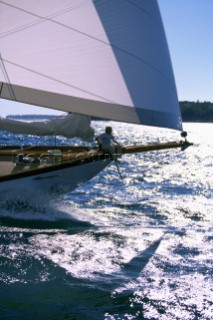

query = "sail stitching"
[
  {"left": 2, "top": 58, "right": 117, "bottom": 104},
  {"left": 0, "top": 0, "right": 89, "bottom": 39},
  {"left": 0, "top": 1, "right": 176, "bottom": 92},
  {"left": 125, "top": 0, "right": 162, "bottom": 26}
]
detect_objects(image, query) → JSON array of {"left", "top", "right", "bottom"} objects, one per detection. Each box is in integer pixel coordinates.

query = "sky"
[
  {"left": 158, "top": 0, "right": 213, "bottom": 103},
  {"left": 0, "top": 0, "right": 213, "bottom": 117}
]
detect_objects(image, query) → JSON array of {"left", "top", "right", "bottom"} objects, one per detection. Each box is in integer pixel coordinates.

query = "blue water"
[{"left": 0, "top": 122, "right": 212, "bottom": 320}]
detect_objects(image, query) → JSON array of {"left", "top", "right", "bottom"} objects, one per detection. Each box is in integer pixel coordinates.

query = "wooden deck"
[
  {"left": 0, "top": 148, "right": 105, "bottom": 179},
  {"left": 0, "top": 140, "right": 192, "bottom": 179}
]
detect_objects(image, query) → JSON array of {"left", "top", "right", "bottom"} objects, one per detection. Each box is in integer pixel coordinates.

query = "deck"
[
  {"left": 0, "top": 147, "right": 107, "bottom": 181},
  {"left": 0, "top": 140, "right": 192, "bottom": 180}
]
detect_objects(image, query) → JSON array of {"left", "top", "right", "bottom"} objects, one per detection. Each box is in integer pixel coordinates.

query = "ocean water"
[{"left": 0, "top": 122, "right": 212, "bottom": 320}]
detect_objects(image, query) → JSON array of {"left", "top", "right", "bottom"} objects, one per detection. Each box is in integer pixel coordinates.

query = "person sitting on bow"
[{"left": 96, "top": 126, "right": 122, "bottom": 162}]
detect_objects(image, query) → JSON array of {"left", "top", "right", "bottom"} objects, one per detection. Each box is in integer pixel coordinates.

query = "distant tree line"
[
  {"left": 7, "top": 101, "right": 213, "bottom": 122},
  {"left": 180, "top": 101, "right": 213, "bottom": 122}
]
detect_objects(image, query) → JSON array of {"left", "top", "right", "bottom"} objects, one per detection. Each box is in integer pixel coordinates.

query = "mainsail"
[{"left": 0, "top": 0, "right": 182, "bottom": 131}]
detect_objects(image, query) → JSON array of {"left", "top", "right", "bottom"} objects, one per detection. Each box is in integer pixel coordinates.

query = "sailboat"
[{"left": 0, "top": 0, "right": 191, "bottom": 203}]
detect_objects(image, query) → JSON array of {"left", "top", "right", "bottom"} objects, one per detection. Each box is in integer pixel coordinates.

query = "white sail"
[
  {"left": 0, "top": 0, "right": 182, "bottom": 131},
  {"left": 0, "top": 113, "right": 94, "bottom": 140}
]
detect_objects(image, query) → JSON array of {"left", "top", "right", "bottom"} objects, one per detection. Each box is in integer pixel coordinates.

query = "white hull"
[{"left": 0, "top": 159, "right": 109, "bottom": 204}]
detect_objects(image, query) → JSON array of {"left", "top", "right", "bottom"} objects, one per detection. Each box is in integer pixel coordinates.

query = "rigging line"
[
  {"left": 0, "top": 0, "right": 88, "bottom": 17},
  {"left": 0, "top": 54, "right": 16, "bottom": 101},
  {"left": 0, "top": 2, "right": 176, "bottom": 91},
  {"left": 0, "top": 3, "right": 82, "bottom": 39},
  {"left": 0, "top": 0, "right": 89, "bottom": 39},
  {"left": 115, "top": 162, "right": 123, "bottom": 180},
  {"left": 3, "top": 58, "right": 117, "bottom": 105}
]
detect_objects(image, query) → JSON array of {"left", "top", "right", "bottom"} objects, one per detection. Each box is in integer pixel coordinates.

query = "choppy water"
[{"left": 0, "top": 122, "right": 212, "bottom": 320}]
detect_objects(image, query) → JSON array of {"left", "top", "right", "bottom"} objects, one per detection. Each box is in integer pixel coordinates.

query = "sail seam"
[
  {"left": 0, "top": 0, "right": 89, "bottom": 39},
  {"left": 124, "top": 0, "right": 162, "bottom": 26},
  {"left": 2, "top": 58, "right": 117, "bottom": 104},
  {"left": 0, "top": 1, "right": 176, "bottom": 92}
]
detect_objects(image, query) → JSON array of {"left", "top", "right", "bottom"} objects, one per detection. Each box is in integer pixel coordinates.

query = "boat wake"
[
  {"left": 0, "top": 198, "right": 96, "bottom": 230},
  {"left": 0, "top": 199, "right": 47, "bottom": 214}
]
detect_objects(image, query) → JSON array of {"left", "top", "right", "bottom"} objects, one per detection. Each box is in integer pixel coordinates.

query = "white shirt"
[{"left": 98, "top": 133, "right": 115, "bottom": 146}]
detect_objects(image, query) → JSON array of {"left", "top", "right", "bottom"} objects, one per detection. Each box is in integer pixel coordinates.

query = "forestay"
[{"left": 0, "top": 0, "right": 182, "bottom": 131}]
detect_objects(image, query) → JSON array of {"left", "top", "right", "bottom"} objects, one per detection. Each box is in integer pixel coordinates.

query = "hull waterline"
[{"left": 0, "top": 159, "right": 109, "bottom": 204}]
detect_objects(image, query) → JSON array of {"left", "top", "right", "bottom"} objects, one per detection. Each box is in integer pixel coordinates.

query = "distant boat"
[{"left": 0, "top": 0, "right": 191, "bottom": 203}]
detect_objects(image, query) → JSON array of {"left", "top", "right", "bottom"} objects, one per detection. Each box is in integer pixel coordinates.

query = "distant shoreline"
[
  {"left": 6, "top": 101, "right": 213, "bottom": 123},
  {"left": 180, "top": 101, "right": 213, "bottom": 122}
]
